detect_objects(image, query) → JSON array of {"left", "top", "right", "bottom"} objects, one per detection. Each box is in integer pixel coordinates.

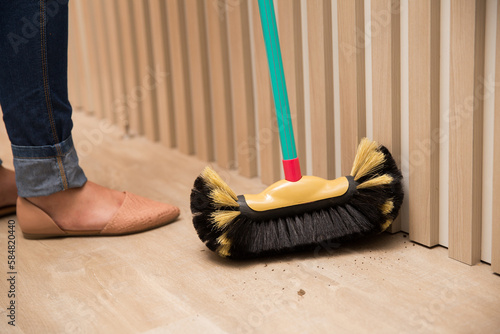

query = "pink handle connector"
[{"left": 282, "top": 158, "right": 302, "bottom": 182}]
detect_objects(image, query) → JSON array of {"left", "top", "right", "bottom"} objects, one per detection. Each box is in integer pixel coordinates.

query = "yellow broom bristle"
[
  {"left": 201, "top": 167, "right": 238, "bottom": 201},
  {"left": 216, "top": 243, "right": 231, "bottom": 258},
  {"left": 380, "top": 199, "right": 394, "bottom": 215},
  {"left": 350, "top": 138, "right": 385, "bottom": 181},
  {"left": 357, "top": 174, "right": 393, "bottom": 189},
  {"left": 210, "top": 188, "right": 239, "bottom": 208},
  {"left": 381, "top": 219, "right": 393, "bottom": 231},
  {"left": 217, "top": 232, "right": 231, "bottom": 245},
  {"left": 216, "top": 232, "right": 232, "bottom": 257},
  {"left": 211, "top": 210, "right": 240, "bottom": 230}
]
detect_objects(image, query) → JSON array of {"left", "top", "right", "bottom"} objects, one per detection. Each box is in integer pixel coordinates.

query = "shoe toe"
[{"left": 100, "top": 192, "right": 180, "bottom": 235}]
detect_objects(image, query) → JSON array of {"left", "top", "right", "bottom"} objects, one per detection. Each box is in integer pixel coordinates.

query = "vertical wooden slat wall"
[
  {"left": 78, "top": 0, "right": 100, "bottom": 117},
  {"left": 70, "top": 0, "right": 500, "bottom": 271},
  {"left": 165, "top": 0, "right": 194, "bottom": 154},
  {"left": 337, "top": 0, "right": 366, "bottom": 176},
  {"left": 73, "top": 0, "right": 94, "bottom": 116},
  {"left": 131, "top": 0, "right": 160, "bottom": 142},
  {"left": 116, "top": 0, "right": 142, "bottom": 135},
  {"left": 408, "top": 0, "right": 440, "bottom": 247},
  {"left": 103, "top": 1, "right": 126, "bottom": 126},
  {"left": 370, "top": 0, "right": 401, "bottom": 233},
  {"left": 448, "top": 0, "right": 485, "bottom": 265},
  {"left": 185, "top": 0, "right": 214, "bottom": 161},
  {"left": 493, "top": 1, "right": 500, "bottom": 275},
  {"left": 306, "top": 0, "right": 335, "bottom": 180},
  {"left": 205, "top": 0, "right": 235, "bottom": 170},
  {"left": 148, "top": 0, "right": 175, "bottom": 147},
  {"left": 226, "top": 0, "right": 257, "bottom": 178},
  {"left": 89, "top": 0, "right": 114, "bottom": 121}
]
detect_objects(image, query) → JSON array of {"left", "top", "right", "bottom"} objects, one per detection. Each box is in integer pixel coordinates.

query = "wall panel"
[
  {"left": 65, "top": 0, "right": 500, "bottom": 272},
  {"left": 337, "top": 0, "right": 366, "bottom": 176},
  {"left": 148, "top": 0, "right": 175, "bottom": 147},
  {"left": 448, "top": 0, "right": 485, "bottom": 265},
  {"left": 492, "top": 0, "right": 500, "bottom": 274},
  {"left": 185, "top": 0, "right": 214, "bottom": 161},
  {"left": 165, "top": 0, "right": 194, "bottom": 153},
  {"left": 102, "top": 0, "right": 127, "bottom": 126},
  {"left": 129, "top": 0, "right": 159, "bottom": 141},
  {"left": 205, "top": 0, "right": 235, "bottom": 169},
  {"left": 307, "top": 0, "right": 336, "bottom": 180},
  {"left": 408, "top": 0, "right": 440, "bottom": 247},
  {"left": 370, "top": 0, "right": 401, "bottom": 233},
  {"left": 226, "top": 0, "right": 257, "bottom": 178}
]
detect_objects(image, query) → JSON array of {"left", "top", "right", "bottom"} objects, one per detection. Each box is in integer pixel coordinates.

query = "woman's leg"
[
  {"left": 0, "top": 0, "right": 85, "bottom": 196},
  {"left": 0, "top": 1, "right": 178, "bottom": 233}
]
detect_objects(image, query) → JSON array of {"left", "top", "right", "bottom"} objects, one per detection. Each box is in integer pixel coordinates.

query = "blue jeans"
[{"left": 0, "top": 0, "right": 87, "bottom": 197}]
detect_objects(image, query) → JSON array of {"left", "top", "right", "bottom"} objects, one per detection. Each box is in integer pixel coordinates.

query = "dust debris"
[{"left": 298, "top": 289, "right": 306, "bottom": 296}]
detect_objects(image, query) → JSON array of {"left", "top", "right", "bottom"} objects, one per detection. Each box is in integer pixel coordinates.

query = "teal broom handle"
[{"left": 258, "top": 0, "right": 302, "bottom": 181}]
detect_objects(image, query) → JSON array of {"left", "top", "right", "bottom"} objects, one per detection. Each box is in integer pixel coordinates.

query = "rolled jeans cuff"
[{"left": 12, "top": 135, "right": 87, "bottom": 197}]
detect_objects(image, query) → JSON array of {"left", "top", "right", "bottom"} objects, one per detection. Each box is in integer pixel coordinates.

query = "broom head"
[{"left": 190, "top": 138, "right": 404, "bottom": 259}]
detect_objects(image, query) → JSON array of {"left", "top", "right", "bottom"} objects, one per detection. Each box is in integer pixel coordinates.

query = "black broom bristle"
[{"left": 190, "top": 138, "right": 404, "bottom": 259}]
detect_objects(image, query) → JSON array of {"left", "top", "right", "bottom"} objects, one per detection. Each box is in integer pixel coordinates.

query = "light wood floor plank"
[{"left": 0, "top": 112, "right": 499, "bottom": 333}]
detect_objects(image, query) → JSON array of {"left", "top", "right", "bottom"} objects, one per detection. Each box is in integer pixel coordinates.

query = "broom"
[{"left": 190, "top": 0, "right": 403, "bottom": 259}]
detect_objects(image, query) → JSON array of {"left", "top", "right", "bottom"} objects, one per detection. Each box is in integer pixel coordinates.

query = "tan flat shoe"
[
  {"left": 16, "top": 192, "right": 180, "bottom": 239},
  {"left": 0, "top": 205, "right": 16, "bottom": 218}
]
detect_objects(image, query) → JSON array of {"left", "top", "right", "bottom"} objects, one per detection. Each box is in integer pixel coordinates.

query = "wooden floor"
[{"left": 0, "top": 112, "right": 499, "bottom": 334}]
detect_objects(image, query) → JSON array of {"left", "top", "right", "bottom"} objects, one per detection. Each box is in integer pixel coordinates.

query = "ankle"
[{"left": 27, "top": 186, "right": 82, "bottom": 212}]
